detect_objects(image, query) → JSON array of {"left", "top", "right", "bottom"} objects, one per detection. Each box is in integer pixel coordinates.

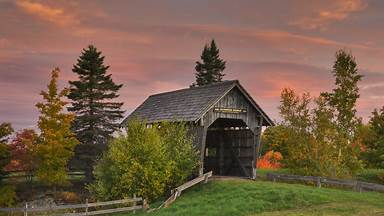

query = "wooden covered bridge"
[{"left": 122, "top": 80, "right": 274, "bottom": 179}]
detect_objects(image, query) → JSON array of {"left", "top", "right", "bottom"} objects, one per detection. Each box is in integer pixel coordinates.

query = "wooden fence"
[
  {"left": 150, "top": 171, "right": 213, "bottom": 211},
  {"left": 0, "top": 197, "right": 144, "bottom": 216},
  {"left": 266, "top": 173, "right": 384, "bottom": 193}
]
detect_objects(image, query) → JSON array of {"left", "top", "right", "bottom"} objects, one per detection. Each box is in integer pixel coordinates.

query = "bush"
[
  {"left": 159, "top": 122, "right": 199, "bottom": 191},
  {"left": 257, "top": 150, "right": 283, "bottom": 169},
  {"left": 58, "top": 191, "right": 81, "bottom": 203},
  {"left": 0, "top": 185, "right": 17, "bottom": 207},
  {"left": 356, "top": 169, "right": 384, "bottom": 184},
  {"left": 89, "top": 119, "right": 199, "bottom": 201}
]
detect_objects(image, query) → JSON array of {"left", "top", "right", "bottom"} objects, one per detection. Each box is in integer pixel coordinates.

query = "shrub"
[
  {"left": 89, "top": 119, "right": 198, "bottom": 201},
  {"left": 89, "top": 119, "right": 169, "bottom": 201},
  {"left": 159, "top": 122, "right": 199, "bottom": 191},
  {"left": 0, "top": 185, "right": 17, "bottom": 207},
  {"left": 257, "top": 150, "right": 283, "bottom": 169},
  {"left": 356, "top": 169, "right": 384, "bottom": 184}
]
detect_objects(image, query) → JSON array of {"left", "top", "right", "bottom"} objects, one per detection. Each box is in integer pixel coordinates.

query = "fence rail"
[
  {"left": 266, "top": 173, "right": 384, "bottom": 193},
  {"left": 0, "top": 197, "right": 144, "bottom": 216},
  {"left": 148, "top": 171, "right": 212, "bottom": 211}
]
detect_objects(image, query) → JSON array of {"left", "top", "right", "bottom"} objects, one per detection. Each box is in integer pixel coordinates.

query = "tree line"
[
  {"left": 262, "top": 50, "right": 384, "bottom": 177},
  {"left": 1, "top": 38, "right": 383, "bottom": 204}
]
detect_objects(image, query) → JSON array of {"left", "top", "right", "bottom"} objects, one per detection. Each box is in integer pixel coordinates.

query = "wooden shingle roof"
[{"left": 122, "top": 80, "right": 274, "bottom": 126}]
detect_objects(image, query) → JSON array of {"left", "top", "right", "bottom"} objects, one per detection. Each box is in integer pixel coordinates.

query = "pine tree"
[
  {"left": 192, "top": 40, "right": 226, "bottom": 87},
  {"left": 36, "top": 68, "right": 79, "bottom": 188},
  {"left": 68, "top": 45, "right": 124, "bottom": 179}
]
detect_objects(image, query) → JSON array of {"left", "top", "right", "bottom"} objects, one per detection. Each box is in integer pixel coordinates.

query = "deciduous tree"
[
  {"left": 36, "top": 68, "right": 79, "bottom": 188},
  {"left": 5, "top": 129, "right": 38, "bottom": 182},
  {"left": 0, "top": 123, "right": 13, "bottom": 182},
  {"left": 322, "top": 49, "right": 363, "bottom": 142},
  {"left": 89, "top": 120, "right": 199, "bottom": 201},
  {"left": 321, "top": 49, "right": 363, "bottom": 174},
  {"left": 362, "top": 107, "right": 384, "bottom": 168}
]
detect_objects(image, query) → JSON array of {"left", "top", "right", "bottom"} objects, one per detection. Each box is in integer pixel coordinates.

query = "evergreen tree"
[
  {"left": 36, "top": 68, "right": 79, "bottom": 188},
  {"left": 68, "top": 45, "right": 124, "bottom": 179},
  {"left": 192, "top": 40, "right": 226, "bottom": 87}
]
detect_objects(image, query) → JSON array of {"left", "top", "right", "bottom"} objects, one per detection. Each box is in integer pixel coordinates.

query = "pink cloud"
[
  {"left": 16, "top": 0, "right": 79, "bottom": 26},
  {"left": 290, "top": 0, "right": 367, "bottom": 30}
]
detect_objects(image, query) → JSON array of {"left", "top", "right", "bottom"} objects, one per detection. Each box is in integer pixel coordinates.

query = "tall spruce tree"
[
  {"left": 192, "top": 40, "right": 226, "bottom": 87},
  {"left": 68, "top": 45, "right": 124, "bottom": 179}
]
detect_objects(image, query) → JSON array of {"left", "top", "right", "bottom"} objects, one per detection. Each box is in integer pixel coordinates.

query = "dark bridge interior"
[{"left": 203, "top": 118, "right": 254, "bottom": 177}]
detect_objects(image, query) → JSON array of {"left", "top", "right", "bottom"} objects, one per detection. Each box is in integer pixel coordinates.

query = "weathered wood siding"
[
  {"left": 202, "top": 87, "right": 262, "bottom": 130},
  {"left": 193, "top": 86, "right": 264, "bottom": 178}
]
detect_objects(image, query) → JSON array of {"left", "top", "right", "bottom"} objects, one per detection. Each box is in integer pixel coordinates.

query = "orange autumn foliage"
[{"left": 257, "top": 150, "right": 283, "bottom": 169}]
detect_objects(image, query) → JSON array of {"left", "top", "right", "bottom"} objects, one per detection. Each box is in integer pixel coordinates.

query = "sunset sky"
[{"left": 1, "top": 0, "right": 384, "bottom": 130}]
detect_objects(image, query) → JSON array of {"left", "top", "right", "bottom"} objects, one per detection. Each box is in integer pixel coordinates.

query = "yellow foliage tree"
[{"left": 36, "top": 68, "right": 79, "bottom": 188}]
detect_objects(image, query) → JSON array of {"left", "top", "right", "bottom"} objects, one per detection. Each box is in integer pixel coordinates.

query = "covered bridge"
[{"left": 122, "top": 80, "right": 274, "bottom": 179}]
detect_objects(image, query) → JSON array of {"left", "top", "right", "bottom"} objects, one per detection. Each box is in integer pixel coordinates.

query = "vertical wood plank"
[
  {"left": 253, "top": 116, "right": 263, "bottom": 179},
  {"left": 199, "top": 125, "right": 208, "bottom": 175}
]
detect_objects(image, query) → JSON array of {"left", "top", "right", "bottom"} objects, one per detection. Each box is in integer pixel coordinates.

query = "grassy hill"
[{"left": 129, "top": 179, "right": 384, "bottom": 216}]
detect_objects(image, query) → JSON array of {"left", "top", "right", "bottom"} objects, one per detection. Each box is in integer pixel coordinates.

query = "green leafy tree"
[
  {"left": 36, "top": 68, "right": 79, "bottom": 188},
  {"left": 277, "top": 88, "right": 359, "bottom": 177},
  {"left": 321, "top": 49, "right": 363, "bottom": 174},
  {"left": 310, "top": 96, "right": 340, "bottom": 176},
  {"left": 68, "top": 45, "right": 124, "bottom": 179},
  {"left": 159, "top": 122, "right": 199, "bottom": 190},
  {"left": 0, "top": 123, "right": 13, "bottom": 182},
  {"left": 362, "top": 107, "right": 384, "bottom": 168},
  {"left": 261, "top": 125, "right": 290, "bottom": 156},
  {"left": 192, "top": 40, "right": 226, "bottom": 87},
  {"left": 322, "top": 49, "right": 363, "bottom": 141},
  {"left": 89, "top": 120, "right": 199, "bottom": 201},
  {"left": 89, "top": 119, "right": 169, "bottom": 201},
  {"left": 278, "top": 88, "right": 314, "bottom": 175}
]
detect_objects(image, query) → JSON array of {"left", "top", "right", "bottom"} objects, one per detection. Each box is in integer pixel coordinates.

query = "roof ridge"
[{"left": 149, "top": 80, "right": 238, "bottom": 97}]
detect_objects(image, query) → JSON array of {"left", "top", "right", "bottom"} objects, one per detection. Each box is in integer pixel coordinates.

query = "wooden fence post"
[
  {"left": 24, "top": 202, "right": 28, "bottom": 216},
  {"left": 143, "top": 199, "right": 149, "bottom": 211},
  {"left": 85, "top": 198, "right": 89, "bottom": 216},
  {"left": 133, "top": 194, "right": 136, "bottom": 214},
  {"left": 204, "top": 173, "right": 209, "bottom": 183},
  {"left": 355, "top": 182, "right": 362, "bottom": 193},
  {"left": 316, "top": 177, "right": 321, "bottom": 188}
]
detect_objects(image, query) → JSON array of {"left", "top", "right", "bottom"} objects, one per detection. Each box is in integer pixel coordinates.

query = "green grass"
[{"left": 125, "top": 179, "right": 384, "bottom": 216}]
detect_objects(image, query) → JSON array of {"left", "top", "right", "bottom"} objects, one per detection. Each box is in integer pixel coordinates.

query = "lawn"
[{"left": 126, "top": 179, "right": 384, "bottom": 216}]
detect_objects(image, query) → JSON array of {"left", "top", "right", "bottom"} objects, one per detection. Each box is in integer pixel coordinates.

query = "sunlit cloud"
[
  {"left": 16, "top": 0, "right": 79, "bottom": 26},
  {"left": 0, "top": 0, "right": 384, "bottom": 129},
  {"left": 290, "top": 0, "right": 367, "bottom": 30}
]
